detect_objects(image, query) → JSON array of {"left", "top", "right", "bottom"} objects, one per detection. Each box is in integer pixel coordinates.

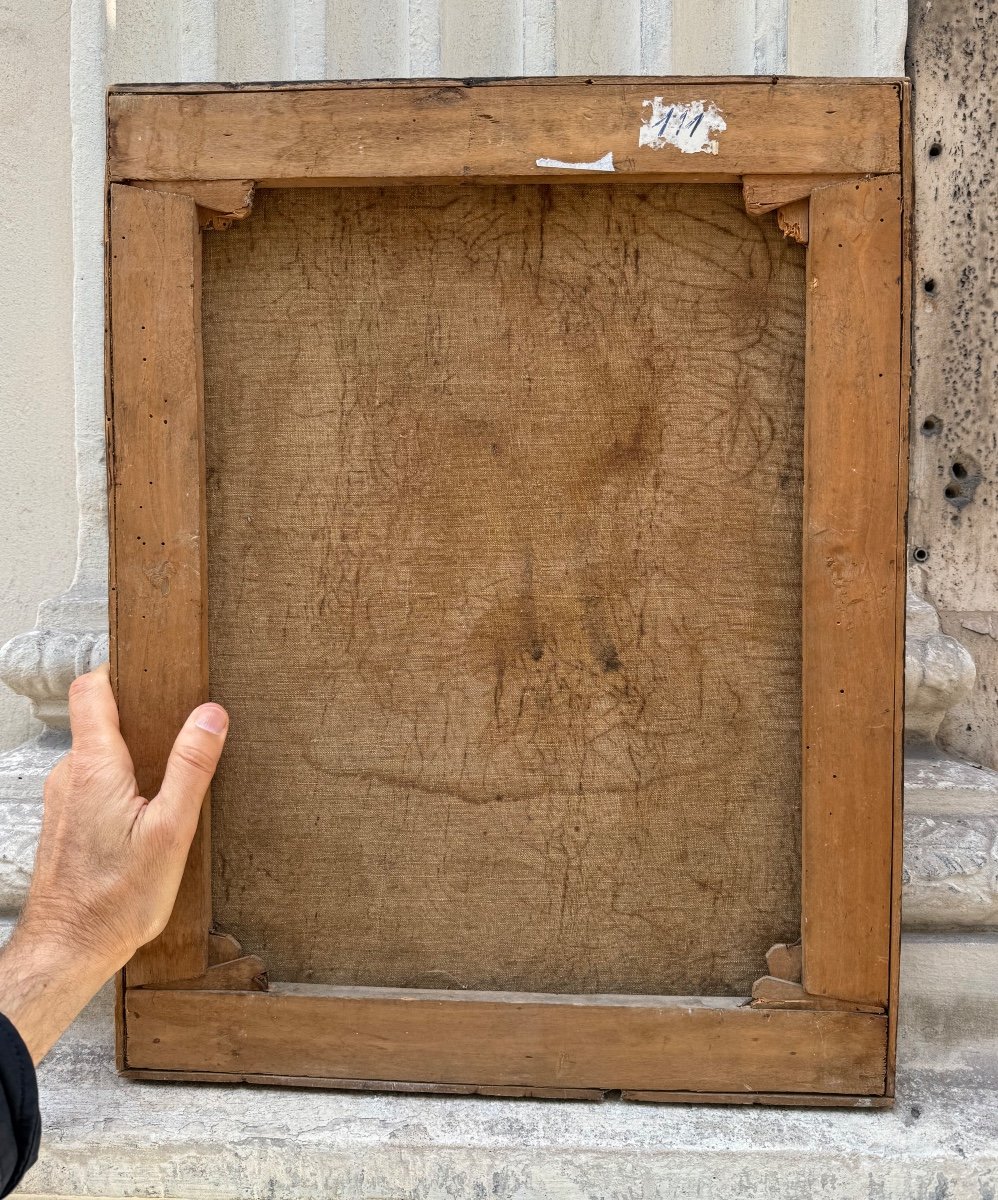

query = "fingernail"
[{"left": 194, "top": 704, "right": 229, "bottom": 735}]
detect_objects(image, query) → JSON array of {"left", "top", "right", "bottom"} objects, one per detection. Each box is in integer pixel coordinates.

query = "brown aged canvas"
[{"left": 201, "top": 184, "right": 805, "bottom": 996}]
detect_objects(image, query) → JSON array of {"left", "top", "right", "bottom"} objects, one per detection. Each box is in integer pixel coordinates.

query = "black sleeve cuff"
[{"left": 0, "top": 1012, "right": 40, "bottom": 1197}]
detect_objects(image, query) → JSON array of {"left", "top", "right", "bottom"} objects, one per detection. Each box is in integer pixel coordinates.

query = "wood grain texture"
[
  {"left": 114, "top": 973, "right": 126, "bottom": 1073},
  {"left": 801, "top": 175, "right": 903, "bottom": 1008},
  {"left": 121, "top": 1069, "right": 893, "bottom": 1107},
  {"left": 124, "top": 987, "right": 888, "bottom": 1095},
  {"left": 202, "top": 183, "right": 805, "bottom": 997},
  {"left": 749, "top": 976, "right": 881, "bottom": 1013},
  {"left": 207, "top": 931, "right": 243, "bottom": 965},
  {"left": 109, "top": 78, "right": 903, "bottom": 93},
  {"left": 107, "top": 79, "right": 902, "bottom": 184},
  {"left": 154, "top": 955, "right": 269, "bottom": 992},
  {"left": 130, "top": 180, "right": 256, "bottom": 230},
  {"left": 108, "top": 184, "right": 210, "bottom": 988},
  {"left": 742, "top": 173, "right": 854, "bottom": 215}
]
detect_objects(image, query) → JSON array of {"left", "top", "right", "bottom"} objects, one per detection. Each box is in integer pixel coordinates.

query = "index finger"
[{"left": 67, "top": 663, "right": 122, "bottom": 751}]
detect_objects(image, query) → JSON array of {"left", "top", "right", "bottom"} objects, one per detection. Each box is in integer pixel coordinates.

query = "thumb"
[{"left": 154, "top": 703, "right": 229, "bottom": 836}]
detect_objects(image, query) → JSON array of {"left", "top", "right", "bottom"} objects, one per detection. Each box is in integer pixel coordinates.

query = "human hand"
[{"left": 0, "top": 664, "right": 228, "bottom": 1062}]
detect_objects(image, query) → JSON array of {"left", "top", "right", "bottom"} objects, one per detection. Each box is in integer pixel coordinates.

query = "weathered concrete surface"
[
  {"left": 10, "top": 932, "right": 996, "bottom": 1200},
  {"left": 908, "top": 0, "right": 998, "bottom": 770}
]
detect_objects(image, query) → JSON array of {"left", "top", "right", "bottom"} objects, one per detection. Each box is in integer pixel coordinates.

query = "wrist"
[
  {"left": 12, "top": 906, "right": 127, "bottom": 991},
  {"left": 0, "top": 922, "right": 114, "bottom": 1064}
]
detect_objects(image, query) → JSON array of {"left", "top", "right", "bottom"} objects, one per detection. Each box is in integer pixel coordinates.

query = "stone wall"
[{"left": 907, "top": 0, "right": 998, "bottom": 771}]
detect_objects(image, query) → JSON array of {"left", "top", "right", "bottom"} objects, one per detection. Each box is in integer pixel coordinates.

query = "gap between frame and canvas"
[{"left": 106, "top": 77, "right": 908, "bottom": 1107}]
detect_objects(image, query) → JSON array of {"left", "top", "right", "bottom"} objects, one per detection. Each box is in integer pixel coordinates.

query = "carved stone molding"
[
  {"left": 0, "top": 730, "right": 67, "bottom": 911},
  {"left": 0, "top": 626, "right": 108, "bottom": 730},
  {"left": 905, "top": 590, "right": 976, "bottom": 744},
  {"left": 903, "top": 747, "right": 998, "bottom": 929},
  {"left": 905, "top": 812, "right": 998, "bottom": 928}
]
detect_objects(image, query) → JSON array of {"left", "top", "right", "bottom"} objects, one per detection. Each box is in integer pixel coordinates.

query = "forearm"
[{"left": 0, "top": 924, "right": 116, "bottom": 1065}]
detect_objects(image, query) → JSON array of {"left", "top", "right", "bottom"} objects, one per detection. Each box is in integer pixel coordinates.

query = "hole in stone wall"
[
  {"left": 929, "top": 142, "right": 942, "bottom": 157},
  {"left": 921, "top": 415, "right": 941, "bottom": 435},
  {"left": 923, "top": 278, "right": 936, "bottom": 294},
  {"left": 912, "top": 547, "right": 930, "bottom": 563},
  {"left": 943, "top": 454, "right": 982, "bottom": 510}
]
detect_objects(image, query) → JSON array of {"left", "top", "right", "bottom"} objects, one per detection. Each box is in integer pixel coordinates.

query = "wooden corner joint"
[
  {"left": 742, "top": 173, "right": 880, "bottom": 243},
  {"left": 128, "top": 179, "right": 256, "bottom": 230},
  {"left": 751, "top": 942, "right": 883, "bottom": 1013},
  {"left": 741, "top": 174, "right": 854, "bottom": 216},
  {"left": 138, "top": 930, "right": 269, "bottom": 992}
]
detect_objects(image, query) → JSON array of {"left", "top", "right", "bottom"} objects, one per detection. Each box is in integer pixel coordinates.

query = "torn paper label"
[
  {"left": 639, "top": 99, "right": 726, "bottom": 155},
  {"left": 535, "top": 151, "right": 615, "bottom": 172}
]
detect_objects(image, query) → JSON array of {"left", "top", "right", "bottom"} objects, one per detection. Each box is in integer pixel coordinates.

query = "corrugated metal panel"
[
  {"left": 216, "top": 0, "right": 296, "bottom": 80},
  {"left": 523, "top": 0, "right": 557, "bottom": 74},
  {"left": 327, "top": 0, "right": 407, "bottom": 78},
  {"left": 442, "top": 0, "right": 524, "bottom": 75},
  {"left": 106, "top": 0, "right": 190, "bottom": 80},
  {"left": 640, "top": 0, "right": 672, "bottom": 74},
  {"left": 672, "top": 0, "right": 760, "bottom": 75},
  {"left": 555, "top": 0, "right": 641, "bottom": 74},
  {"left": 788, "top": 0, "right": 906, "bottom": 76},
  {"left": 105, "top": 0, "right": 906, "bottom": 83},
  {"left": 292, "top": 0, "right": 327, "bottom": 78}
]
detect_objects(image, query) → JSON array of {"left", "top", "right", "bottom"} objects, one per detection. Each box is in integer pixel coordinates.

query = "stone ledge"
[{"left": 12, "top": 931, "right": 998, "bottom": 1200}]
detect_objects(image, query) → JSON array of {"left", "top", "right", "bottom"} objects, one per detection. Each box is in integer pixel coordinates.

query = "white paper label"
[{"left": 639, "top": 99, "right": 726, "bottom": 155}]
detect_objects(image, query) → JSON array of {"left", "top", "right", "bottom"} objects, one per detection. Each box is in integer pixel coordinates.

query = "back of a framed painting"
[
  {"left": 109, "top": 78, "right": 906, "bottom": 1103},
  {"left": 202, "top": 182, "right": 805, "bottom": 998}
]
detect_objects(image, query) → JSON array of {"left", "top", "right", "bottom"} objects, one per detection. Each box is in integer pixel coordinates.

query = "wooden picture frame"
[{"left": 106, "top": 77, "right": 909, "bottom": 1106}]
